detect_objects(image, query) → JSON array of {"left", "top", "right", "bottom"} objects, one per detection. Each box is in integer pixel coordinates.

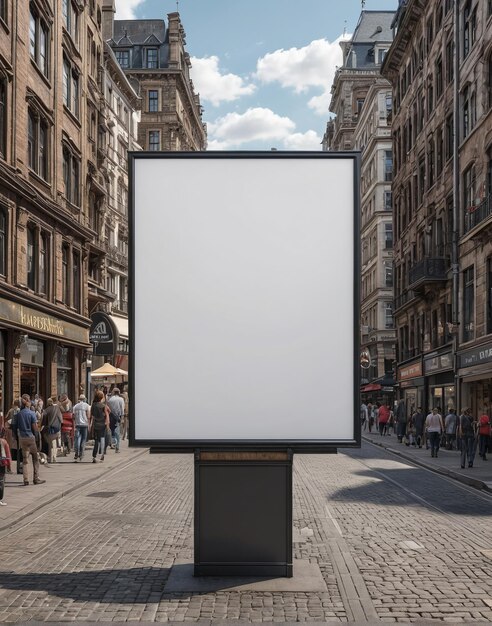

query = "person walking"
[
  {"left": 378, "top": 403, "right": 390, "bottom": 436},
  {"left": 41, "top": 398, "right": 62, "bottom": 463},
  {"left": 107, "top": 388, "right": 125, "bottom": 453},
  {"left": 444, "top": 409, "right": 458, "bottom": 450},
  {"left": 5, "top": 400, "right": 20, "bottom": 474},
  {"left": 458, "top": 408, "right": 478, "bottom": 469},
  {"left": 425, "top": 407, "right": 444, "bottom": 458},
  {"left": 73, "top": 395, "right": 91, "bottom": 462},
  {"left": 14, "top": 394, "right": 45, "bottom": 486},
  {"left": 478, "top": 411, "right": 491, "bottom": 461},
  {"left": 90, "top": 390, "right": 109, "bottom": 463},
  {"left": 0, "top": 427, "right": 11, "bottom": 505},
  {"left": 121, "top": 387, "right": 129, "bottom": 440},
  {"left": 395, "top": 400, "right": 407, "bottom": 443},
  {"left": 59, "top": 394, "right": 74, "bottom": 456},
  {"left": 411, "top": 407, "right": 425, "bottom": 448}
]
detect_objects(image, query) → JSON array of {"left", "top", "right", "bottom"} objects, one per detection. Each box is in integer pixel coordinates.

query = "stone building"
[
  {"left": 0, "top": 0, "right": 108, "bottom": 409},
  {"left": 382, "top": 0, "right": 492, "bottom": 417},
  {"left": 103, "top": 2, "right": 206, "bottom": 152},
  {"left": 324, "top": 11, "right": 396, "bottom": 405}
]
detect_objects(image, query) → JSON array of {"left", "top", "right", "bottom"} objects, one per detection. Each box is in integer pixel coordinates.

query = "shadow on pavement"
[{"left": 329, "top": 463, "right": 492, "bottom": 517}]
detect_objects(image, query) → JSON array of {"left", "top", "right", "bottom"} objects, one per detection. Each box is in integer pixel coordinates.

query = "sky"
[{"left": 114, "top": 0, "right": 398, "bottom": 150}]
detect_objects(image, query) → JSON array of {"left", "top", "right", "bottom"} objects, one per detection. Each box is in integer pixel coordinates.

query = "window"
[
  {"left": 26, "top": 226, "right": 49, "bottom": 294},
  {"left": 116, "top": 49, "right": 130, "bottom": 68},
  {"left": 62, "top": 0, "right": 78, "bottom": 43},
  {"left": 145, "top": 48, "right": 158, "bottom": 68},
  {"left": 149, "top": 130, "right": 160, "bottom": 151},
  {"left": 384, "top": 150, "right": 392, "bottom": 182},
  {"left": 445, "top": 114, "right": 453, "bottom": 160},
  {"left": 72, "top": 250, "right": 80, "bottom": 311},
  {"left": 0, "top": 0, "right": 6, "bottom": 22},
  {"left": 27, "top": 108, "right": 49, "bottom": 181},
  {"left": 385, "top": 303, "right": 394, "bottom": 329},
  {"left": 445, "top": 40, "right": 454, "bottom": 84},
  {"left": 63, "top": 58, "right": 79, "bottom": 117},
  {"left": 0, "top": 209, "right": 5, "bottom": 277},
  {"left": 436, "top": 127, "right": 443, "bottom": 176},
  {"left": 463, "top": 1, "right": 476, "bottom": 59},
  {"left": 428, "top": 138, "right": 435, "bottom": 187},
  {"left": 463, "top": 86, "right": 472, "bottom": 139},
  {"left": 384, "top": 222, "right": 393, "bottom": 249},
  {"left": 148, "top": 89, "right": 158, "bottom": 112},
  {"left": 0, "top": 79, "right": 6, "bottom": 159},
  {"left": 384, "top": 261, "right": 393, "bottom": 287},
  {"left": 384, "top": 190, "right": 392, "bottom": 211},
  {"left": 62, "top": 147, "right": 80, "bottom": 206},
  {"left": 62, "top": 245, "right": 69, "bottom": 304},
  {"left": 436, "top": 56, "right": 443, "bottom": 100},
  {"left": 29, "top": 4, "right": 49, "bottom": 77},
  {"left": 463, "top": 164, "right": 476, "bottom": 211},
  {"left": 488, "top": 56, "right": 492, "bottom": 110},
  {"left": 463, "top": 266, "right": 474, "bottom": 342}
]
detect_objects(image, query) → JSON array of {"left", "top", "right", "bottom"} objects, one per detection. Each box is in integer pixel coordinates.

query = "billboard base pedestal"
[{"left": 194, "top": 450, "right": 293, "bottom": 578}]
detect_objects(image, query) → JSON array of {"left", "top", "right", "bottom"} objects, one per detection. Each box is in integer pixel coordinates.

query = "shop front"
[
  {"left": 397, "top": 359, "right": 424, "bottom": 418},
  {"left": 0, "top": 297, "right": 90, "bottom": 408},
  {"left": 458, "top": 342, "right": 492, "bottom": 418},
  {"left": 424, "top": 350, "right": 455, "bottom": 414}
]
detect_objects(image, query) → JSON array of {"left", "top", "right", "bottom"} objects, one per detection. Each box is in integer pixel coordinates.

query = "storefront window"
[
  {"left": 20, "top": 337, "right": 45, "bottom": 399},
  {"left": 56, "top": 345, "right": 71, "bottom": 398}
]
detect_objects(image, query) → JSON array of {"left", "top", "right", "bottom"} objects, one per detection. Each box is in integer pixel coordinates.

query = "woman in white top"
[{"left": 425, "top": 407, "right": 444, "bottom": 458}]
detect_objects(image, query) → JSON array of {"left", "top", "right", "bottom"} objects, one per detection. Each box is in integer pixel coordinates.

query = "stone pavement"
[
  {"left": 363, "top": 429, "right": 492, "bottom": 492},
  {"left": 0, "top": 439, "right": 148, "bottom": 533},
  {"left": 2, "top": 443, "right": 492, "bottom": 623}
]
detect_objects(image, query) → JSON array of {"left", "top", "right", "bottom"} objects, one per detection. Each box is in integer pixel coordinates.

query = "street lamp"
[{"left": 86, "top": 354, "right": 92, "bottom": 400}]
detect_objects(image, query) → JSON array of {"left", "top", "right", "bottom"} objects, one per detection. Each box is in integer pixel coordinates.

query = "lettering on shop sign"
[
  {"left": 398, "top": 361, "right": 422, "bottom": 381},
  {"left": 20, "top": 307, "right": 65, "bottom": 336},
  {"left": 459, "top": 344, "right": 492, "bottom": 368}
]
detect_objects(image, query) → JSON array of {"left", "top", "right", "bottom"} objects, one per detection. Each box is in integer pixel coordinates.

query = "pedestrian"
[
  {"left": 411, "top": 407, "right": 425, "bottom": 448},
  {"left": 0, "top": 426, "right": 11, "bottom": 505},
  {"left": 41, "top": 398, "right": 63, "bottom": 463},
  {"left": 360, "top": 402, "right": 368, "bottom": 431},
  {"left": 73, "top": 394, "right": 91, "bottom": 462},
  {"left": 5, "top": 399, "right": 20, "bottom": 474},
  {"left": 458, "top": 407, "right": 477, "bottom": 469},
  {"left": 378, "top": 403, "right": 390, "bottom": 436},
  {"left": 444, "top": 408, "right": 458, "bottom": 450},
  {"left": 121, "top": 386, "right": 129, "bottom": 440},
  {"left": 107, "top": 388, "right": 125, "bottom": 453},
  {"left": 90, "top": 390, "right": 110, "bottom": 463},
  {"left": 395, "top": 399, "right": 407, "bottom": 443},
  {"left": 425, "top": 407, "right": 444, "bottom": 458},
  {"left": 14, "top": 394, "right": 45, "bottom": 486},
  {"left": 478, "top": 410, "right": 491, "bottom": 461},
  {"left": 59, "top": 394, "right": 74, "bottom": 456}
]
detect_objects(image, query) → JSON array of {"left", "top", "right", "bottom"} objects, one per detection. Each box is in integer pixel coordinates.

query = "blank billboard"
[{"left": 130, "top": 152, "right": 360, "bottom": 450}]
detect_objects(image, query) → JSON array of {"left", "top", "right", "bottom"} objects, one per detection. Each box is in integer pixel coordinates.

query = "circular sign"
[{"left": 360, "top": 349, "right": 371, "bottom": 369}]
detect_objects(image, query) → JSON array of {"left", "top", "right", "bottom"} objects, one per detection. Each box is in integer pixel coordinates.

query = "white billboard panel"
[{"left": 130, "top": 153, "right": 360, "bottom": 450}]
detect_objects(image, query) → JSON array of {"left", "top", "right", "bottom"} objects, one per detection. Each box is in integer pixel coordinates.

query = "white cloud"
[
  {"left": 255, "top": 36, "right": 348, "bottom": 115},
  {"left": 190, "top": 56, "right": 256, "bottom": 106},
  {"left": 115, "top": 0, "right": 145, "bottom": 19},
  {"left": 207, "top": 107, "right": 295, "bottom": 149},
  {"left": 282, "top": 130, "right": 322, "bottom": 151}
]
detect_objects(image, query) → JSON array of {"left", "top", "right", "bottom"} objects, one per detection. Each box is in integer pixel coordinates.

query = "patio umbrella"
[{"left": 90, "top": 363, "right": 128, "bottom": 377}]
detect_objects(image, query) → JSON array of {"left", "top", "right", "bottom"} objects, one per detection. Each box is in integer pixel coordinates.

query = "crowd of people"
[
  {"left": 361, "top": 401, "right": 491, "bottom": 470},
  {"left": 0, "top": 385, "right": 129, "bottom": 506}
]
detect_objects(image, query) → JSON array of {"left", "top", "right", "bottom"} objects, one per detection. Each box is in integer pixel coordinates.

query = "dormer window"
[
  {"left": 145, "top": 48, "right": 158, "bottom": 69},
  {"left": 116, "top": 49, "right": 130, "bottom": 68}
]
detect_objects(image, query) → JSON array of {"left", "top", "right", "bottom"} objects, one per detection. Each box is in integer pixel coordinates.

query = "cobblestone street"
[{"left": 1, "top": 441, "right": 492, "bottom": 623}]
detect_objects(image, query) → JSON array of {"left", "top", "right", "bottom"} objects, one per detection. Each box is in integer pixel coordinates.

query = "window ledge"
[
  {"left": 30, "top": 58, "right": 51, "bottom": 88},
  {"left": 28, "top": 168, "right": 51, "bottom": 191},
  {"left": 63, "top": 105, "right": 81, "bottom": 128}
]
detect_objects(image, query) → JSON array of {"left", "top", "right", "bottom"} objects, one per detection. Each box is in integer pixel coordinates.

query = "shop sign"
[
  {"left": 398, "top": 361, "right": 422, "bottom": 381},
  {"left": 0, "top": 298, "right": 89, "bottom": 345},
  {"left": 90, "top": 312, "right": 118, "bottom": 356},
  {"left": 458, "top": 343, "right": 492, "bottom": 369},
  {"left": 424, "top": 352, "right": 453, "bottom": 374}
]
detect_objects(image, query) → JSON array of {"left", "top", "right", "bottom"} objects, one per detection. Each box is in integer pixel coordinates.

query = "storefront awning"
[
  {"left": 110, "top": 315, "right": 128, "bottom": 340},
  {"left": 361, "top": 383, "right": 382, "bottom": 392}
]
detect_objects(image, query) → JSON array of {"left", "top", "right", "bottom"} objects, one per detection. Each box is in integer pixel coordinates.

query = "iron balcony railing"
[
  {"left": 408, "top": 258, "right": 448, "bottom": 289},
  {"left": 464, "top": 195, "right": 492, "bottom": 234},
  {"left": 394, "top": 289, "right": 416, "bottom": 311}
]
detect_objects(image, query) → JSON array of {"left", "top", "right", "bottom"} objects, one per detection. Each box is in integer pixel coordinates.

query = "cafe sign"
[
  {"left": 458, "top": 343, "right": 492, "bottom": 369},
  {"left": 398, "top": 360, "right": 422, "bottom": 381}
]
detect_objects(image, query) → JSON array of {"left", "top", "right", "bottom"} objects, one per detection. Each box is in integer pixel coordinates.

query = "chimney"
[{"left": 101, "top": 0, "right": 116, "bottom": 41}]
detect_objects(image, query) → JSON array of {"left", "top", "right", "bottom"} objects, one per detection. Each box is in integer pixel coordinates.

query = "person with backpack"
[
  {"left": 41, "top": 398, "right": 63, "bottom": 463},
  {"left": 478, "top": 410, "right": 491, "bottom": 461},
  {"left": 458, "top": 407, "right": 478, "bottom": 469}
]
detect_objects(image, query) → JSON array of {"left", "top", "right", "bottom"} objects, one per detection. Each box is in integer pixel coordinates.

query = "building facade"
[
  {"left": 0, "top": 0, "right": 109, "bottom": 410},
  {"left": 382, "top": 0, "right": 492, "bottom": 418},
  {"left": 103, "top": 2, "right": 206, "bottom": 152},
  {"left": 324, "top": 11, "right": 396, "bottom": 405}
]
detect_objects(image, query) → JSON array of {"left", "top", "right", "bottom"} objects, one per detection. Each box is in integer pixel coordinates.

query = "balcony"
[
  {"left": 394, "top": 289, "right": 417, "bottom": 311},
  {"left": 464, "top": 195, "right": 492, "bottom": 235},
  {"left": 408, "top": 258, "right": 448, "bottom": 291}
]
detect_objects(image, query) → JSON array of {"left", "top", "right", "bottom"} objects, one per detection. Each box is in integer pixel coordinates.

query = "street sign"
[{"left": 129, "top": 152, "right": 360, "bottom": 451}]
